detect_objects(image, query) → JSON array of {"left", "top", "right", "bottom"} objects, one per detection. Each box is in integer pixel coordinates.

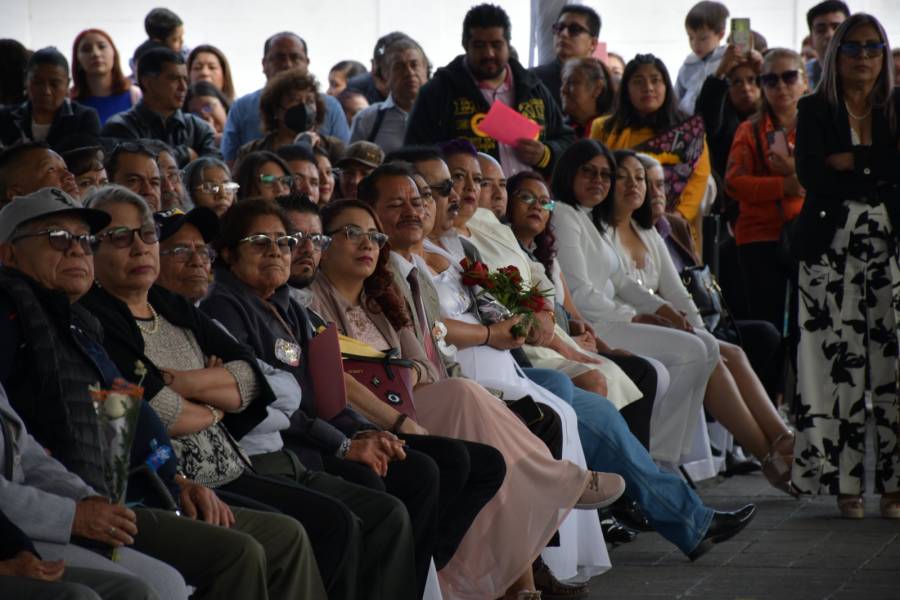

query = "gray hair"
[
  {"left": 635, "top": 153, "right": 662, "bottom": 172},
  {"left": 182, "top": 156, "right": 231, "bottom": 207},
  {"left": 83, "top": 184, "right": 154, "bottom": 227},
  {"left": 817, "top": 13, "right": 895, "bottom": 133},
  {"left": 384, "top": 37, "right": 432, "bottom": 78}
]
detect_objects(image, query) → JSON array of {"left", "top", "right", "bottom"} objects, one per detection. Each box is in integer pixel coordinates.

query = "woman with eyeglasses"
[
  {"left": 604, "top": 149, "right": 796, "bottom": 494},
  {"left": 791, "top": 13, "right": 900, "bottom": 519},
  {"left": 79, "top": 186, "right": 422, "bottom": 600},
  {"left": 235, "top": 69, "right": 326, "bottom": 163},
  {"left": 232, "top": 151, "right": 294, "bottom": 202},
  {"left": 310, "top": 198, "right": 625, "bottom": 600},
  {"left": 183, "top": 156, "right": 239, "bottom": 217},
  {"left": 591, "top": 53, "right": 711, "bottom": 254},
  {"left": 725, "top": 48, "right": 807, "bottom": 335}
]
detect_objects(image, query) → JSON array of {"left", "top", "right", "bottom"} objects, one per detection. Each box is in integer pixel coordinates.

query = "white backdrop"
[{"left": 2, "top": 0, "right": 898, "bottom": 99}]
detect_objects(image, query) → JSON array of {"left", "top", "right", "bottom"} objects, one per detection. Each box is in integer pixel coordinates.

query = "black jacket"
[
  {"left": 79, "top": 284, "right": 274, "bottom": 441},
  {"left": 791, "top": 92, "right": 900, "bottom": 262},
  {"left": 0, "top": 99, "right": 100, "bottom": 151},
  {"left": 405, "top": 55, "right": 574, "bottom": 176},
  {"left": 695, "top": 75, "right": 748, "bottom": 180},
  {"left": 200, "top": 269, "right": 374, "bottom": 463},
  {"left": 101, "top": 101, "right": 221, "bottom": 166},
  {"left": 0, "top": 509, "right": 38, "bottom": 560},
  {"left": 530, "top": 58, "right": 563, "bottom": 110}
]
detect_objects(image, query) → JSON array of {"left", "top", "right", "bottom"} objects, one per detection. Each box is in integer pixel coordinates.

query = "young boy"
[
  {"left": 131, "top": 8, "right": 187, "bottom": 81},
  {"left": 675, "top": 1, "right": 729, "bottom": 115}
]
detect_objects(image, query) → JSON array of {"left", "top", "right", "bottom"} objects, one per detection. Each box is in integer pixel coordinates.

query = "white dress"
[{"left": 425, "top": 245, "right": 610, "bottom": 582}]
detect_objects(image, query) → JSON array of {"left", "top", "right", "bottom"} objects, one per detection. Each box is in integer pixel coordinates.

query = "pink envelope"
[
  {"left": 593, "top": 41, "right": 609, "bottom": 65},
  {"left": 478, "top": 101, "right": 542, "bottom": 146}
]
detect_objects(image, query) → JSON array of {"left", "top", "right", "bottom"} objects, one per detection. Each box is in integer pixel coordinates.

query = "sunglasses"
[
  {"left": 326, "top": 224, "right": 388, "bottom": 248},
  {"left": 238, "top": 234, "right": 298, "bottom": 253},
  {"left": 159, "top": 244, "right": 216, "bottom": 264},
  {"left": 514, "top": 191, "right": 556, "bottom": 212},
  {"left": 578, "top": 164, "right": 613, "bottom": 182},
  {"left": 758, "top": 70, "right": 800, "bottom": 88},
  {"left": 197, "top": 181, "right": 240, "bottom": 195},
  {"left": 98, "top": 225, "right": 160, "bottom": 248},
  {"left": 258, "top": 174, "right": 294, "bottom": 188},
  {"left": 292, "top": 231, "right": 331, "bottom": 250},
  {"left": 429, "top": 179, "right": 454, "bottom": 197},
  {"left": 10, "top": 228, "right": 98, "bottom": 254},
  {"left": 552, "top": 22, "right": 590, "bottom": 36},
  {"left": 838, "top": 41, "right": 886, "bottom": 59}
]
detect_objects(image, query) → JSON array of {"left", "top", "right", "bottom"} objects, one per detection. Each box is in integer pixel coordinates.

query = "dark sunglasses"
[
  {"left": 552, "top": 22, "right": 591, "bottom": 36},
  {"left": 326, "top": 224, "right": 388, "bottom": 248},
  {"left": 238, "top": 234, "right": 298, "bottom": 253},
  {"left": 98, "top": 225, "right": 160, "bottom": 248},
  {"left": 758, "top": 70, "right": 800, "bottom": 88},
  {"left": 10, "top": 228, "right": 98, "bottom": 254},
  {"left": 429, "top": 179, "right": 454, "bottom": 197},
  {"left": 838, "top": 41, "right": 886, "bottom": 59}
]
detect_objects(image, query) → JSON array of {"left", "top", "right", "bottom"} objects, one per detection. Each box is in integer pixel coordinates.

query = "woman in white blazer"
[
  {"left": 601, "top": 149, "right": 796, "bottom": 494},
  {"left": 550, "top": 139, "right": 717, "bottom": 467}
]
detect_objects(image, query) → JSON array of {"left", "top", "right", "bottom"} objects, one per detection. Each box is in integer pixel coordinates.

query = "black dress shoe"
[
  {"left": 600, "top": 515, "right": 638, "bottom": 545},
  {"left": 687, "top": 504, "right": 757, "bottom": 561},
  {"left": 610, "top": 497, "right": 653, "bottom": 532},
  {"left": 533, "top": 556, "right": 589, "bottom": 599}
]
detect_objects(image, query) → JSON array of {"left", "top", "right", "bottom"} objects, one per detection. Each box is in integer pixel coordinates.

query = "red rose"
[
  {"left": 498, "top": 265, "right": 523, "bottom": 286},
  {"left": 521, "top": 290, "right": 548, "bottom": 312},
  {"left": 460, "top": 259, "right": 490, "bottom": 287}
]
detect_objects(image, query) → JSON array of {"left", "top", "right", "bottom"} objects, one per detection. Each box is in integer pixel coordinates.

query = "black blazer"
[
  {"left": 0, "top": 99, "right": 100, "bottom": 151},
  {"left": 791, "top": 91, "right": 900, "bottom": 262}
]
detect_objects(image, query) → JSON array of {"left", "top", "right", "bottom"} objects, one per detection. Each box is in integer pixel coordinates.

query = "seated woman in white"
[
  {"left": 602, "top": 150, "right": 795, "bottom": 494},
  {"left": 550, "top": 139, "right": 718, "bottom": 467}
]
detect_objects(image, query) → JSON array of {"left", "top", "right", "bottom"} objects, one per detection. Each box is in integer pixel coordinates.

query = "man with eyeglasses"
[
  {"left": 0, "top": 143, "right": 78, "bottom": 206},
  {"left": 531, "top": 5, "right": 602, "bottom": 110},
  {"left": 106, "top": 142, "right": 162, "bottom": 211},
  {"left": 405, "top": 4, "right": 575, "bottom": 179},
  {"left": 102, "top": 48, "right": 220, "bottom": 168},
  {"left": 155, "top": 207, "right": 219, "bottom": 304},
  {"left": 805, "top": 1, "right": 850, "bottom": 89},
  {"left": 221, "top": 32, "right": 351, "bottom": 164}
]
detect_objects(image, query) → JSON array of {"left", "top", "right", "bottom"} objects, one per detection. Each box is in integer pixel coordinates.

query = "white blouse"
[
  {"left": 553, "top": 202, "right": 665, "bottom": 326},
  {"left": 604, "top": 221, "right": 704, "bottom": 329}
]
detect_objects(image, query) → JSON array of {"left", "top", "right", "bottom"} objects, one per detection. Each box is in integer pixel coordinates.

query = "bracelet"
[
  {"left": 536, "top": 144, "right": 551, "bottom": 169},
  {"left": 391, "top": 413, "right": 408, "bottom": 434},
  {"left": 336, "top": 438, "right": 352, "bottom": 459},
  {"left": 483, "top": 325, "right": 492, "bottom": 346},
  {"left": 207, "top": 404, "right": 220, "bottom": 426}
]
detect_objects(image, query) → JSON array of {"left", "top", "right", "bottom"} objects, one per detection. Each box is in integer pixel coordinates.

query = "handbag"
[
  {"left": 341, "top": 344, "right": 418, "bottom": 420},
  {"left": 680, "top": 265, "right": 742, "bottom": 344}
]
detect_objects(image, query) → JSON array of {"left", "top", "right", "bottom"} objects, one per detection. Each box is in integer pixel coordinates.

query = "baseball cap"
[
  {"left": 154, "top": 206, "right": 220, "bottom": 243},
  {"left": 0, "top": 187, "right": 110, "bottom": 243},
  {"left": 336, "top": 141, "right": 385, "bottom": 169}
]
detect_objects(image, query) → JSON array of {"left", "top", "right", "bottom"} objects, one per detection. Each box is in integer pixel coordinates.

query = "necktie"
[{"left": 407, "top": 268, "right": 446, "bottom": 380}]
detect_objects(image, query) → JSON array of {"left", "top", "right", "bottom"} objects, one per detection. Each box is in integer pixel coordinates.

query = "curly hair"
[
  {"left": 259, "top": 68, "right": 326, "bottom": 134},
  {"left": 506, "top": 171, "right": 557, "bottom": 277},
  {"left": 318, "top": 199, "right": 412, "bottom": 330}
]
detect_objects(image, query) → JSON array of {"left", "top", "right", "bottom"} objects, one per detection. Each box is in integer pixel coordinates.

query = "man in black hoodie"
[{"left": 404, "top": 4, "right": 574, "bottom": 178}]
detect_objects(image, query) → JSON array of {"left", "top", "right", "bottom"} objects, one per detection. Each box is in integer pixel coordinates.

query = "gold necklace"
[{"left": 135, "top": 302, "right": 160, "bottom": 335}]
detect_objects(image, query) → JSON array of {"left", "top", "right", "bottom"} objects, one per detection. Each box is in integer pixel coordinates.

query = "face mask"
[{"left": 283, "top": 103, "right": 315, "bottom": 133}]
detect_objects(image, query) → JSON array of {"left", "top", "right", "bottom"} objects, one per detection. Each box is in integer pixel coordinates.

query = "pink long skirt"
[{"left": 414, "top": 378, "right": 585, "bottom": 599}]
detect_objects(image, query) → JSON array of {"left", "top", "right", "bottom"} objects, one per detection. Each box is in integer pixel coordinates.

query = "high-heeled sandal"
[
  {"left": 761, "top": 431, "right": 799, "bottom": 498},
  {"left": 880, "top": 494, "right": 900, "bottom": 519},
  {"left": 838, "top": 495, "right": 864, "bottom": 519}
]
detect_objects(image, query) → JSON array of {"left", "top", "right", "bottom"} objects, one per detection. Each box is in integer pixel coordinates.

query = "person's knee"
[
  {"left": 573, "top": 369, "right": 607, "bottom": 396},
  {"left": 112, "top": 574, "right": 161, "bottom": 600},
  {"left": 527, "top": 368, "right": 575, "bottom": 399}
]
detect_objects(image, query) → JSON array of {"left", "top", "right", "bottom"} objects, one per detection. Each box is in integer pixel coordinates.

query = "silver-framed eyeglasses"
[
  {"left": 238, "top": 234, "right": 298, "bottom": 254},
  {"left": 197, "top": 181, "right": 240, "bottom": 195},
  {"left": 292, "top": 231, "right": 331, "bottom": 250},
  {"left": 159, "top": 244, "right": 217, "bottom": 263},
  {"left": 9, "top": 228, "right": 98, "bottom": 254},
  {"left": 326, "top": 224, "right": 388, "bottom": 248}
]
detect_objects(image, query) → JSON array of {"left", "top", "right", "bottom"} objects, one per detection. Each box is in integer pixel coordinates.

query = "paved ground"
[{"left": 585, "top": 469, "right": 900, "bottom": 599}]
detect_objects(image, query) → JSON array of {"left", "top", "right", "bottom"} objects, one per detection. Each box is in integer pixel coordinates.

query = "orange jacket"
[
  {"left": 725, "top": 114, "right": 804, "bottom": 245},
  {"left": 590, "top": 116, "right": 711, "bottom": 250}
]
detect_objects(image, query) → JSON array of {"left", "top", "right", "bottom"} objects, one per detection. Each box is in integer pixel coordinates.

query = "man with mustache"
[
  {"left": 405, "top": 3, "right": 574, "bottom": 178},
  {"left": 102, "top": 48, "right": 220, "bottom": 167},
  {"left": 0, "top": 143, "right": 79, "bottom": 206}
]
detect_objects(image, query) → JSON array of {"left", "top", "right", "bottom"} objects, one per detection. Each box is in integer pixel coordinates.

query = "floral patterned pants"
[{"left": 793, "top": 201, "right": 900, "bottom": 496}]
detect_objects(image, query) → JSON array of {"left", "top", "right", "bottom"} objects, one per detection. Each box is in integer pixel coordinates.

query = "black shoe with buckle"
[
  {"left": 600, "top": 513, "right": 638, "bottom": 546},
  {"left": 687, "top": 504, "right": 757, "bottom": 561},
  {"left": 610, "top": 496, "right": 653, "bottom": 532}
]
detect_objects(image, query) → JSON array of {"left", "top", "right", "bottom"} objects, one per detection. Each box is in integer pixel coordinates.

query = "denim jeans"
[{"left": 525, "top": 368, "right": 713, "bottom": 554}]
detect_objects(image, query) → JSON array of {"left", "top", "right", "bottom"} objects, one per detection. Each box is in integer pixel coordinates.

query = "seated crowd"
[{"left": 1, "top": 1, "right": 899, "bottom": 599}]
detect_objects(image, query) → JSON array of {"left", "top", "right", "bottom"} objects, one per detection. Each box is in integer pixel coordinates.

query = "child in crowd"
[
  {"left": 130, "top": 8, "right": 187, "bottom": 78},
  {"left": 675, "top": 1, "right": 729, "bottom": 115}
]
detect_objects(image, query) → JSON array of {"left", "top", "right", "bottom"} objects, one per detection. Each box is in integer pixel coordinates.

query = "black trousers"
[
  {"left": 734, "top": 319, "right": 783, "bottom": 399},
  {"left": 601, "top": 352, "right": 658, "bottom": 450},
  {"left": 738, "top": 241, "right": 789, "bottom": 334},
  {"left": 325, "top": 434, "right": 505, "bottom": 578},
  {"left": 224, "top": 454, "right": 417, "bottom": 600}
]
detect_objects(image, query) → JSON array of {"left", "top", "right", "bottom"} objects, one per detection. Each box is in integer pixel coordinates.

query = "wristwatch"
[{"left": 336, "top": 438, "right": 352, "bottom": 459}]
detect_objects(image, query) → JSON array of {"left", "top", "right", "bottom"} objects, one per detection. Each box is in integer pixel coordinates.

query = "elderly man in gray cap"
[{"left": 0, "top": 187, "right": 327, "bottom": 600}]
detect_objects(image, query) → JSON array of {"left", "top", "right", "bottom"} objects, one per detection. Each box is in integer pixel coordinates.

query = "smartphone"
[
  {"left": 768, "top": 130, "right": 789, "bottom": 157},
  {"left": 731, "top": 18, "right": 752, "bottom": 57}
]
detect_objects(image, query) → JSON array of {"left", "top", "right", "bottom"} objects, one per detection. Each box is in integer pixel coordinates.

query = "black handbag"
[{"left": 680, "top": 265, "right": 723, "bottom": 332}]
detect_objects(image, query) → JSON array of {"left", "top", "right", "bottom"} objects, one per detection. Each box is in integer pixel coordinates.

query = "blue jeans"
[{"left": 524, "top": 368, "right": 713, "bottom": 554}]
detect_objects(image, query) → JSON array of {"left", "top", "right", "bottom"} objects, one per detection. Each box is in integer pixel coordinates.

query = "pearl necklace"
[
  {"left": 844, "top": 100, "right": 872, "bottom": 120},
  {"left": 135, "top": 302, "right": 160, "bottom": 335}
]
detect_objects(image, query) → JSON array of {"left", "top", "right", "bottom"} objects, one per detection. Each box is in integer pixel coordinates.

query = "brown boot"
[{"left": 532, "top": 557, "right": 589, "bottom": 599}]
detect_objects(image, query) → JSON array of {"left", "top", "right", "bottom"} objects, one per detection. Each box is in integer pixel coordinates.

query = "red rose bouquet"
[{"left": 459, "top": 258, "right": 552, "bottom": 338}]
